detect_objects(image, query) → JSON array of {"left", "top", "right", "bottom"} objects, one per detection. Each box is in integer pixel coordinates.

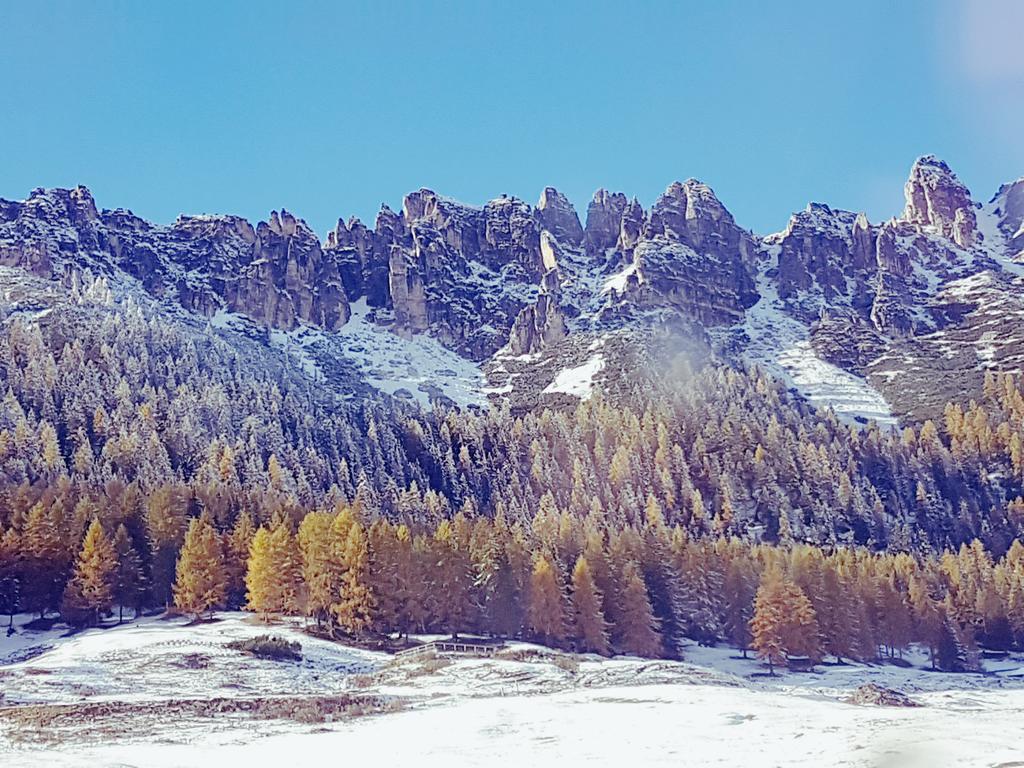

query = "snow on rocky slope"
[
  {"left": 2, "top": 614, "right": 1024, "bottom": 767},
  {"left": 4, "top": 155, "right": 1024, "bottom": 424}
]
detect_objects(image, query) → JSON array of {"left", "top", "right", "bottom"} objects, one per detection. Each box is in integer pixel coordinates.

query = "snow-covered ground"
[{"left": 3, "top": 614, "right": 1024, "bottom": 767}]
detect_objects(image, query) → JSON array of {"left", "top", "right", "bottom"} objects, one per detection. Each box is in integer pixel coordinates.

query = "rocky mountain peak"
[
  {"left": 902, "top": 155, "right": 977, "bottom": 248},
  {"left": 583, "top": 189, "right": 628, "bottom": 256},
  {"left": 992, "top": 178, "right": 1024, "bottom": 258},
  {"left": 536, "top": 187, "right": 583, "bottom": 245},
  {"left": 647, "top": 179, "right": 751, "bottom": 259}
]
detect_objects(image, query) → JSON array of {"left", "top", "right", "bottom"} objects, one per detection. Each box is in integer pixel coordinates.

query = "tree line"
[
  {"left": 6, "top": 494, "right": 1023, "bottom": 673},
  {"left": 4, "top": 290, "right": 1024, "bottom": 559}
]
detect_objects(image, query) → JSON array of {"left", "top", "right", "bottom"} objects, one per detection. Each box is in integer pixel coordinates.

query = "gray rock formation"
[
  {"left": 4, "top": 152, "right": 1024, "bottom": 420},
  {"left": 537, "top": 187, "right": 583, "bottom": 245},
  {"left": 620, "top": 180, "right": 758, "bottom": 325},
  {"left": 507, "top": 294, "right": 568, "bottom": 355},
  {"left": 773, "top": 204, "right": 875, "bottom": 316},
  {"left": 902, "top": 155, "right": 977, "bottom": 248}
]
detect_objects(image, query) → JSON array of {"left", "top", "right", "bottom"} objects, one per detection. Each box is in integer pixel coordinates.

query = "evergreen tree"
[
  {"left": 431, "top": 519, "right": 473, "bottom": 636},
  {"left": 750, "top": 567, "right": 786, "bottom": 674},
  {"left": 112, "top": 523, "right": 144, "bottom": 622},
  {"left": 245, "top": 521, "right": 303, "bottom": 620},
  {"left": 750, "top": 566, "right": 821, "bottom": 673},
  {"left": 526, "top": 553, "right": 568, "bottom": 646},
  {"left": 0, "top": 527, "right": 20, "bottom": 630},
  {"left": 173, "top": 517, "right": 227, "bottom": 619},
  {"left": 21, "top": 503, "right": 69, "bottom": 616},
  {"left": 298, "top": 511, "right": 340, "bottom": 626},
  {"left": 332, "top": 519, "right": 375, "bottom": 635},
  {"left": 613, "top": 561, "right": 663, "bottom": 657},
  {"left": 722, "top": 553, "right": 757, "bottom": 657},
  {"left": 146, "top": 485, "right": 188, "bottom": 607},
  {"left": 571, "top": 556, "right": 610, "bottom": 655},
  {"left": 224, "top": 511, "right": 256, "bottom": 609},
  {"left": 61, "top": 518, "right": 116, "bottom": 627}
]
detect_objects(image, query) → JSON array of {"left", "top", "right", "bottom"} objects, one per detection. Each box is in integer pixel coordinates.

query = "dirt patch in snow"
[
  {"left": 0, "top": 694, "right": 400, "bottom": 744},
  {"left": 846, "top": 683, "right": 921, "bottom": 707}
]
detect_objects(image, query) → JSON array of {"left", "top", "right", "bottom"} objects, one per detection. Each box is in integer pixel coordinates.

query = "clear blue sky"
[{"left": 1, "top": 0, "right": 1021, "bottom": 236}]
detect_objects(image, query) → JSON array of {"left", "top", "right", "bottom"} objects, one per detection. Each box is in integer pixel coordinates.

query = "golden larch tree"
[
  {"left": 173, "top": 517, "right": 227, "bottom": 620},
  {"left": 61, "top": 518, "right": 116, "bottom": 627},
  {"left": 571, "top": 555, "right": 610, "bottom": 655}
]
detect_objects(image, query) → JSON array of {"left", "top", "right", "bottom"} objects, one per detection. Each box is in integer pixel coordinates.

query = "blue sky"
[{"left": 1, "top": 0, "right": 1021, "bottom": 236}]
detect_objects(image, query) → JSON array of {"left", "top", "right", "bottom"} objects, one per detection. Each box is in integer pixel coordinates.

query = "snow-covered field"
[{"left": 2, "top": 614, "right": 1024, "bottom": 767}]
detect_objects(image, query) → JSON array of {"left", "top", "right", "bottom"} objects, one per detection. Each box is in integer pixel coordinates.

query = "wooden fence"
[{"left": 395, "top": 639, "right": 503, "bottom": 660}]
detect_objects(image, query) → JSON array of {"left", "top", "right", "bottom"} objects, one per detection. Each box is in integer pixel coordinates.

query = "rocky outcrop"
[
  {"left": 237, "top": 210, "right": 350, "bottom": 331},
  {"left": 373, "top": 190, "right": 545, "bottom": 359},
  {"left": 993, "top": 178, "right": 1024, "bottom": 258},
  {"left": 621, "top": 180, "right": 757, "bottom": 325},
  {"left": 6, "top": 152, "right": 1024, "bottom": 418},
  {"left": 0, "top": 186, "right": 104, "bottom": 277},
  {"left": 902, "top": 155, "right": 977, "bottom": 248},
  {"left": 618, "top": 198, "right": 645, "bottom": 256},
  {"left": 536, "top": 187, "right": 583, "bottom": 245},
  {"left": 583, "top": 189, "right": 628, "bottom": 258},
  {"left": 506, "top": 294, "right": 568, "bottom": 355},
  {"left": 325, "top": 215, "right": 389, "bottom": 307},
  {"left": 0, "top": 187, "right": 349, "bottom": 332},
  {"left": 773, "top": 204, "right": 875, "bottom": 317}
]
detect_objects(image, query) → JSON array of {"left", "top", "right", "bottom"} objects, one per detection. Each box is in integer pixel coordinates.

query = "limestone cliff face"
[
  {"left": 613, "top": 180, "right": 758, "bottom": 326},
  {"left": 4, "top": 153, "right": 1023, "bottom": 416},
  {"left": 583, "top": 189, "right": 628, "bottom": 259},
  {"left": 902, "top": 155, "right": 977, "bottom": 248},
  {"left": 0, "top": 187, "right": 349, "bottom": 331},
  {"left": 993, "top": 179, "right": 1024, "bottom": 259},
  {"left": 773, "top": 205, "right": 875, "bottom": 317},
  {"left": 537, "top": 187, "right": 583, "bottom": 246},
  {"left": 507, "top": 294, "right": 568, "bottom": 355}
]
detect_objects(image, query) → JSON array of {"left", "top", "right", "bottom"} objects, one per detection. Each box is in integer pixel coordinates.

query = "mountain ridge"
[{"left": 3, "top": 155, "right": 1022, "bottom": 422}]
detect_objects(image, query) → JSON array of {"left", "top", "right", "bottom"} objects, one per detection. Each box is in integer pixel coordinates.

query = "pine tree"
[
  {"left": 571, "top": 556, "right": 610, "bottom": 654},
  {"left": 173, "top": 517, "right": 227, "bottom": 620},
  {"left": 781, "top": 580, "right": 822, "bottom": 661},
  {"left": 61, "top": 518, "right": 116, "bottom": 627},
  {"left": 0, "top": 527, "right": 20, "bottom": 629},
  {"left": 722, "top": 553, "right": 757, "bottom": 657},
  {"left": 112, "top": 524, "right": 144, "bottom": 622},
  {"left": 750, "top": 568, "right": 786, "bottom": 674},
  {"left": 613, "top": 561, "right": 663, "bottom": 657},
  {"left": 526, "top": 553, "right": 567, "bottom": 646},
  {"left": 224, "top": 511, "right": 256, "bottom": 609},
  {"left": 332, "top": 519, "right": 375, "bottom": 635},
  {"left": 146, "top": 485, "right": 188, "bottom": 607},
  {"left": 298, "top": 511, "right": 341, "bottom": 626},
  {"left": 431, "top": 519, "right": 473, "bottom": 636},
  {"left": 21, "top": 502, "right": 69, "bottom": 616},
  {"left": 245, "top": 527, "right": 275, "bottom": 620},
  {"left": 245, "top": 521, "right": 303, "bottom": 620},
  {"left": 750, "top": 567, "right": 821, "bottom": 673}
]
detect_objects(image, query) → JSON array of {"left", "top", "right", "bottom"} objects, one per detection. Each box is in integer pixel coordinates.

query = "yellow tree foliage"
[
  {"left": 571, "top": 556, "right": 610, "bottom": 655},
  {"left": 173, "top": 517, "right": 227, "bottom": 619},
  {"left": 527, "top": 553, "right": 567, "bottom": 646},
  {"left": 61, "top": 518, "right": 116, "bottom": 626},
  {"left": 245, "top": 522, "right": 303, "bottom": 620}
]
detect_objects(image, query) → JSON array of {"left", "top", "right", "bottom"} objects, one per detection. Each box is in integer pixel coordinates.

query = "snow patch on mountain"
[
  {"left": 543, "top": 354, "right": 605, "bottom": 400},
  {"left": 739, "top": 262, "right": 896, "bottom": 427},
  {"left": 211, "top": 299, "right": 487, "bottom": 408}
]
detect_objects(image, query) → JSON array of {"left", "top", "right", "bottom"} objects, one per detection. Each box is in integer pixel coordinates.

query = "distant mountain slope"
[{"left": 3, "top": 156, "right": 1022, "bottom": 423}]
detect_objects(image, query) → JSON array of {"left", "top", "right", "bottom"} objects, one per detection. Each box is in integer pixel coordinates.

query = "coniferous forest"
[{"left": 4, "top": 294, "right": 1024, "bottom": 671}]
